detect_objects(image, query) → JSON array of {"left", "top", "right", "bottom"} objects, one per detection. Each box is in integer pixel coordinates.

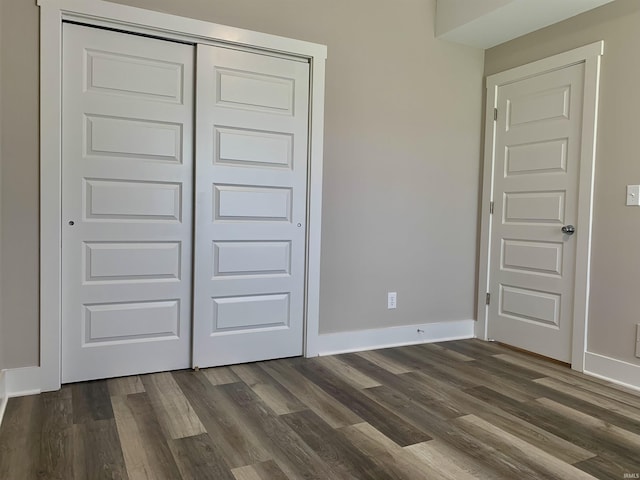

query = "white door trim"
[
  {"left": 38, "top": 0, "right": 327, "bottom": 391},
  {"left": 476, "top": 41, "right": 603, "bottom": 372}
]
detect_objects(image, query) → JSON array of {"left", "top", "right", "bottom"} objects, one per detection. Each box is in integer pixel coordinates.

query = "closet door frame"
[{"left": 39, "top": 0, "right": 327, "bottom": 392}]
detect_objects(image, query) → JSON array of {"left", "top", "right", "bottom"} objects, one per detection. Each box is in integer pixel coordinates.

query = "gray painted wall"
[
  {"left": 1, "top": 0, "right": 40, "bottom": 370},
  {"left": 485, "top": 0, "right": 640, "bottom": 366},
  {"left": 0, "top": 0, "right": 484, "bottom": 368},
  {"left": 0, "top": 0, "right": 4, "bottom": 370}
]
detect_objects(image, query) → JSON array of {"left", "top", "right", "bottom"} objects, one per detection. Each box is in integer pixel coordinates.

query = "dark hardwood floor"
[{"left": 1, "top": 339, "right": 640, "bottom": 479}]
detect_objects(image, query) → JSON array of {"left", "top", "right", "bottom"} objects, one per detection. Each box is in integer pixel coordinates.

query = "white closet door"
[
  {"left": 193, "top": 45, "right": 310, "bottom": 368},
  {"left": 61, "top": 24, "right": 194, "bottom": 382}
]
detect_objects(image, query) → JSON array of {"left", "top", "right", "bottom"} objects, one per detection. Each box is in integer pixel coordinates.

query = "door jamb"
[
  {"left": 38, "top": 0, "right": 327, "bottom": 391},
  {"left": 476, "top": 42, "right": 603, "bottom": 372}
]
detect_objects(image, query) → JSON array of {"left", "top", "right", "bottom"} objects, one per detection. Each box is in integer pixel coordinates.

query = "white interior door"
[
  {"left": 192, "top": 45, "right": 310, "bottom": 368},
  {"left": 61, "top": 24, "right": 194, "bottom": 382},
  {"left": 487, "top": 63, "right": 585, "bottom": 363}
]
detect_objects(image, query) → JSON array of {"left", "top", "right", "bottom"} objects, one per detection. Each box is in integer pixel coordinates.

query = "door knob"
[{"left": 561, "top": 225, "right": 575, "bottom": 235}]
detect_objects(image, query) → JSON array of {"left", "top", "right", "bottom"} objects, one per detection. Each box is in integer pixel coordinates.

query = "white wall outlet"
[
  {"left": 387, "top": 292, "right": 397, "bottom": 309},
  {"left": 636, "top": 324, "right": 640, "bottom": 358},
  {"left": 626, "top": 185, "right": 640, "bottom": 206}
]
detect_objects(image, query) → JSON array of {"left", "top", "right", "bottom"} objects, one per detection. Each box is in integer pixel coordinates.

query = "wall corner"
[{"left": 0, "top": 371, "right": 7, "bottom": 428}]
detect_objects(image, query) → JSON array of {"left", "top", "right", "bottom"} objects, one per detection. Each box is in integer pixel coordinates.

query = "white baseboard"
[
  {"left": 0, "top": 366, "right": 43, "bottom": 428},
  {"left": 5, "top": 366, "right": 42, "bottom": 398},
  {"left": 0, "top": 371, "right": 7, "bottom": 428},
  {"left": 313, "top": 319, "right": 475, "bottom": 357},
  {"left": 584, "top": 351, "right": 640, "bottom": 392}
]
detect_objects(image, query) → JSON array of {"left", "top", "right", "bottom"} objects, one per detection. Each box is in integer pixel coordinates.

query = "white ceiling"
[{"left": 435, "top": 0, "right": 616, "bottom": 49}]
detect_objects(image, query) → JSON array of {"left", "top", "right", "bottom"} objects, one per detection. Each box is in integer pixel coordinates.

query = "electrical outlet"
[
  {"left": 387, "top": 292, "right": 397, "bottom": 309},
  {"left": 627, "top": 185, "right": 640, "bottom": 206},
  {"left": 636, "top": 324, "right": 640, "bottom": 358}
]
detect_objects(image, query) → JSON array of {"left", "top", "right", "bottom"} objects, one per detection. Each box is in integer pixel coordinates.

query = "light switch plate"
[
  {"left": 626, "top": 185, "right": 640, "bottom": 206},
  {"left": 636, "top": 324, "right": 640, "bottom": 358},
  {"left": 387, "top": 292, "right": 397, "bottom": 309}
]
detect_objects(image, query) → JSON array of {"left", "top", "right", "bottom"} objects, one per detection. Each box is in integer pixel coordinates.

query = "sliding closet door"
[
  {"left": 193, "top": 45, "right": 310, "bottom": 367},
  {"left": 61, "top": 24, "right": 194, "bottom": 382}
]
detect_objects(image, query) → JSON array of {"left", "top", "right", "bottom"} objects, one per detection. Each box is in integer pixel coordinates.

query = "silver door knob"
[{"left": 561, "top": 225, "right": 575, "bottom": 235}]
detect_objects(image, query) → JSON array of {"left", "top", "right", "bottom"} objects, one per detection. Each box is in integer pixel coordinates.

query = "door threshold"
[{"left": 492, "top": 341, "right": 571, "bottom": 368}]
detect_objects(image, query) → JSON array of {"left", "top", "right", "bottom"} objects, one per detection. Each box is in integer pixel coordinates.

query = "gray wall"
[
  {"left": 1, "top": 0, "right": 40, "bottom": 369},
  {"left": 0, "top": 0, "right": 4, "bottom": 370},
  {"left": 485, "top": 0, "right": 640, "bottom": 366},
  {"left": 0, "top": 0, "right": 484, "bottom": 368}
]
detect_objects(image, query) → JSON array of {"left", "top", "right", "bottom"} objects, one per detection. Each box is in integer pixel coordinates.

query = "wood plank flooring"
[{"left": 1, "top": 339, "right": 640, "bottom": 479}]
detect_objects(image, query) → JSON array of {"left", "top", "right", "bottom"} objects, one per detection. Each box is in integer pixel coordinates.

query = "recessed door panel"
[
  {"left": 84, "top": 242, "right": 181, "bottom": 282},
  {"left": 85, "top": 179, "right": 182, "bottom": 221},
  {"left": 62, "top": 24, "right": 194, "bottom": 382},
  {"left": 215, "top": 126, "right": 292, "bottom": 168},
  {"left": 213, "top": 294, "right": 290, "bottom": 331},
  {"left": 504, "top": 191, "right": 565, "bottom": 224},
  {"left": 502, "top": 240, "right": 562, "bottom": 276},
  {"left": 84, "top": 300, "right": 180, "bottom": 344},
  {"left": 213, "top": 241, "right": 291, "bottom": 277},
  {"left": 86, "top": 115, "right": 183, "bottom": 162},
  {"left": 86, "top": 49, "right": 184, "bottom": 103},
  {"left": 500, "top": 285, "right": 560, "bottom": 327},
  {"left": 214, "top": 185, "right": 292, "bottom": 221},
  {"left": 216, "top": 68, "right": 294, "bottom": 114},
  {"left": 508, "top": 86, "right": 570, "bottom": 128},
  {"left": 506, "top": 139, "right": 567, "bottom": 176}
]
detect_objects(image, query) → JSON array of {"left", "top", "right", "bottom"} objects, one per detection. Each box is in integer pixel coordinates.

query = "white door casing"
[
  {"left": 193, "top": 45, "right": 309, "bottom": 367},
  {"left": 61, "top": 24, "right": 195, "bottom": 382},
  {"left": 40, "top": 0, "right": 326, "bottom": 392},
  {"left": 477, "top": 42, "right": 603, "bottom": 370}
]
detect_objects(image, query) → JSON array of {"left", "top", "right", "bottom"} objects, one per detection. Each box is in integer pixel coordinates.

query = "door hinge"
[
  {"left": 494, "top": 108, "right": 498, "bottom": 121},
  {"left": 486, "top": 293, "right": 491, "bottom": 305},
  {"left": 490, "top": 201, "right": 494, "bottom": 214}
]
